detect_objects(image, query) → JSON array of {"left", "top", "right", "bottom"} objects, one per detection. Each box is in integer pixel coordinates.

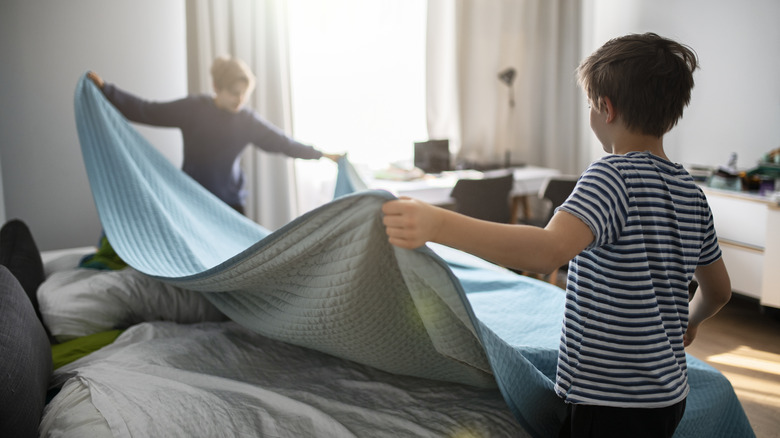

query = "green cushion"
[
  {"left": 51, "top": 329, "right": 124, "bottom": 370},
  {"left": 79, "top": 234, "right": 128, "bottom": 271}
]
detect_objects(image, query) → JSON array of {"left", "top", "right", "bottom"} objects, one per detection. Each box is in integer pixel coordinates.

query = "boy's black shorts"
[{"left": 558, "top": 398, "right": 686, "bottom": 438}]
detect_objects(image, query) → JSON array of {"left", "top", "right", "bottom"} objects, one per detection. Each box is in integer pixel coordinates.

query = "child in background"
[
  {"left": 382, "top": 33, "right": 732, "bottom": 438},
  {"left": 88, "top": 56, "right": 341, "bottom": 215}
]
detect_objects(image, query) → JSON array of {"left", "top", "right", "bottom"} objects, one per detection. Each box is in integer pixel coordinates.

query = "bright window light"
[{"left": 288, "top": 0, "right": 427, "bottom": 212}]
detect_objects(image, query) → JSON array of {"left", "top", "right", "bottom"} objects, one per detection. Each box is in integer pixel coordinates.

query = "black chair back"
[
  {"left": 450, "top": 173, "right": 514, "bottom": 223},
  {"left": 538, "top": 176, "right": 579, "bottom": 225}
]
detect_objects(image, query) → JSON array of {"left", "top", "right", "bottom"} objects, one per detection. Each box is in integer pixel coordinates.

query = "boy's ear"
[{"left": 601, "top": 97, "right": 617, "bottom": 123}]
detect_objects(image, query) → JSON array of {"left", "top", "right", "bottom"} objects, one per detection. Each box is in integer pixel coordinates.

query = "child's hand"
[
  {"left": 87, "top": 71, "right": 105, "bottom": 88},
  {"left": 322, "top": 153, "right": 344, "bottom": 163},
  {"left": 683, "top": 323, "right": 699, "bottom": 347},
  {"left": 381, "top": 197, "right": 442, "bottom": 249}
]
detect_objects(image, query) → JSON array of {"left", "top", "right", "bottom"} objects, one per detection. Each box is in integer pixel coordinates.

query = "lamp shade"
[{"left": 498, "top": 67, "right": 516, "bottom": 87}]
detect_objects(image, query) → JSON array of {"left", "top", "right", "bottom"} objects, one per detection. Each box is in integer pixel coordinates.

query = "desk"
[
  {"left": 701, "top": 186, "right": 780, "bottom": 309},
  {"left": 367, "top": 166, "right": 561, "bottom": 222}
]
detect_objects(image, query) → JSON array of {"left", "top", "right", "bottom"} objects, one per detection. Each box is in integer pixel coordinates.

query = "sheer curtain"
[
  {"left": 186, "top": 0, "right": 298, "bottom": 230},
  {"left": 287, "top": 0, "right": 427, "bottom": 215},
  {"left": 426, "top": 0, "right": 585, "bottom": 175}
]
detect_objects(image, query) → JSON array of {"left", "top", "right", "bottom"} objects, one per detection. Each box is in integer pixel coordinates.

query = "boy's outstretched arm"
[
  {"left": 684, "top": 258, "right": 731, "bottom": 346},
  {"left": 381, "top": 197, "right": 593, "bottom": 274}
]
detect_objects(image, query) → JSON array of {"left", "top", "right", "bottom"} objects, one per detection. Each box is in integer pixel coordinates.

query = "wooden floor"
[
  {"left": 686, "top": 295, "right": 780, "bottom": 438},
  {"left": 544, "top": 273, "right": 780, "bottom": 437}
]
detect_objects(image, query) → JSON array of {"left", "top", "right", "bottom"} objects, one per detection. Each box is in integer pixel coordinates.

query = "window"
[{"left": 288, "top": 0, "right": 427, "bottom": 212}]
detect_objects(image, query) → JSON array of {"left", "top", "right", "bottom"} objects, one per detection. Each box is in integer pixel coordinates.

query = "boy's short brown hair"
[
  {"left": 577, "top": 32, "right": 699, "bottom": 138},
  {"left": 210, "top": 56, "right": 256, "bottom": 92}
]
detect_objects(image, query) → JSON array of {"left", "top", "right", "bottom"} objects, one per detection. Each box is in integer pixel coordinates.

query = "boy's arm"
[
  {"left": 381, "top": 197, "right": 594, "bottom": 274},
  {"left": 684, "top": 258, "right": 731, "bottom": 346}
]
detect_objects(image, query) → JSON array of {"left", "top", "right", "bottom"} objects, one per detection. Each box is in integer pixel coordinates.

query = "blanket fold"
[{"left": 74, "top": 74, "right": 754, "bottom": 438}]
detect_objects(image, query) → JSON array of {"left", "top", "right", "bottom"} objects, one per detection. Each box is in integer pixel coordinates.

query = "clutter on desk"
[
  {"left": 373, "top": 161, "right": 426, "bottom": 181},
  {"left": 694, "top": 149, "right": 780, "bottom": 201},
  {"left": 687, "top": 164, "right": 713, "bottom": 183},
  {"left": 708, "top": 152, "right": 743, "bottom": 191},
  {"left": 745, "top": 148, "right": 780, "bottom": 196},
  {"left": 455, "top": 159, "right": 527, "bottom": 172},
  {"left": 373, "top": 157, "right": 527, "bottom": 182}
]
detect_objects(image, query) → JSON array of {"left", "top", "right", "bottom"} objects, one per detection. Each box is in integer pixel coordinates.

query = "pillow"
[
  {"left": 38, "top": 267, "right": 228, "bottom": 342},
  {"left": 0, "top": 219, "right": 46, "bottom": 321},
  {"left": 42, "top": 248, "right": 96, "bottom": 278},
  {"left": 0, "top": 265, "right": 52, "bottom": 437},
  {"left": 38, "top": 378, "right": 112, "bottom": 437}
]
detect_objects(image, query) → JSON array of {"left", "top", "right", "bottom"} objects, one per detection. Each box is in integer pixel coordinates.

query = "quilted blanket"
[{"left": 74, "top": 74, "right": 754, "bottom": 438}]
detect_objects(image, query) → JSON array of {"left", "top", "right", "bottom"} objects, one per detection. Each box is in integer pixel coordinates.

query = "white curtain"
[
  {"left": 426, "top": 0, "right": 584, "bottom": 175},
  {"left": 186, "top": 0, "right": 297, "bottom": 230}
]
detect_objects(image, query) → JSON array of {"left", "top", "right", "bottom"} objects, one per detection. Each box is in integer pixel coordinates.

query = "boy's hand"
[
  {"left": 382, "top": 197, "right": 443, "bottom": 249},
  {"left": 683, "top": 323, "right": 699, "bottom": 347}
]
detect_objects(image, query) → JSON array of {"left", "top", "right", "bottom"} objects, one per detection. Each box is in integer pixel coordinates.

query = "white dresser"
[{"left": 702, "top": 187, "right": 780, "bottom": 309}]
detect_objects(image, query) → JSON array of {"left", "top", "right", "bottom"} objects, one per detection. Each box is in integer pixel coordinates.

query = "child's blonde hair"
[{"left": 210, "top": 56, "right": 256, "bottom": 92}]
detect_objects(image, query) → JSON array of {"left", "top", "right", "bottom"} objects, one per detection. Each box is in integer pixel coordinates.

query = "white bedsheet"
[{"left": 43, "top": 321, "right": 528, "bottom": 438}]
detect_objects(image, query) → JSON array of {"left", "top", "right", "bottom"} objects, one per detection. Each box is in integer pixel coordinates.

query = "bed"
[
  {"left": 29, "top": 241, "right": 547, "bottom": 438},
  {"left": 0, "top": 74, "right": 755, "bottom": 438},
  {"left": 12, "top": 230, "right": 755, "bottom": 438}
]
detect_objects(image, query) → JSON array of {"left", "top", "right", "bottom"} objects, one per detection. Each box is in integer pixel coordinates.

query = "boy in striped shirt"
[{"left": 382, "top": 32, "right": 732, "bottom": 438}]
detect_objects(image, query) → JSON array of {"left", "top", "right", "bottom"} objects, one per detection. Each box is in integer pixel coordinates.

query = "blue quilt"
[{"left": 74, "top": 74, "right": 754, "bottom": 438}]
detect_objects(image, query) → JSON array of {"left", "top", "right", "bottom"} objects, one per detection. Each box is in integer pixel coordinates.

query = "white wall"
[
  {"left": 1, "top": 1, "right": 777, "bottom": 249},
  {"left": 583, "top": 0, "right": 780, "bottom": 170},
  {"left": 0, "top": 0, "right": 187, "bottom": 250}
]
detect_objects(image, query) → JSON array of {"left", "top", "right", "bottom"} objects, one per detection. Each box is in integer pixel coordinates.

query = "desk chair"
[
  {"left": 529, "top": 175, "right": 580, "bottom": 227},
  {"left": 450, "top": 173, "right": 514, "bottom": 223},
  {"left": 521, "top": 175, "right": 579, "bottom": 286}
]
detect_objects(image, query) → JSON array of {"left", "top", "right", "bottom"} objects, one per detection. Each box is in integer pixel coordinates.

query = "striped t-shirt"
[{"left": 555, "top": 151, "right": 721, "bottom": 408}]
